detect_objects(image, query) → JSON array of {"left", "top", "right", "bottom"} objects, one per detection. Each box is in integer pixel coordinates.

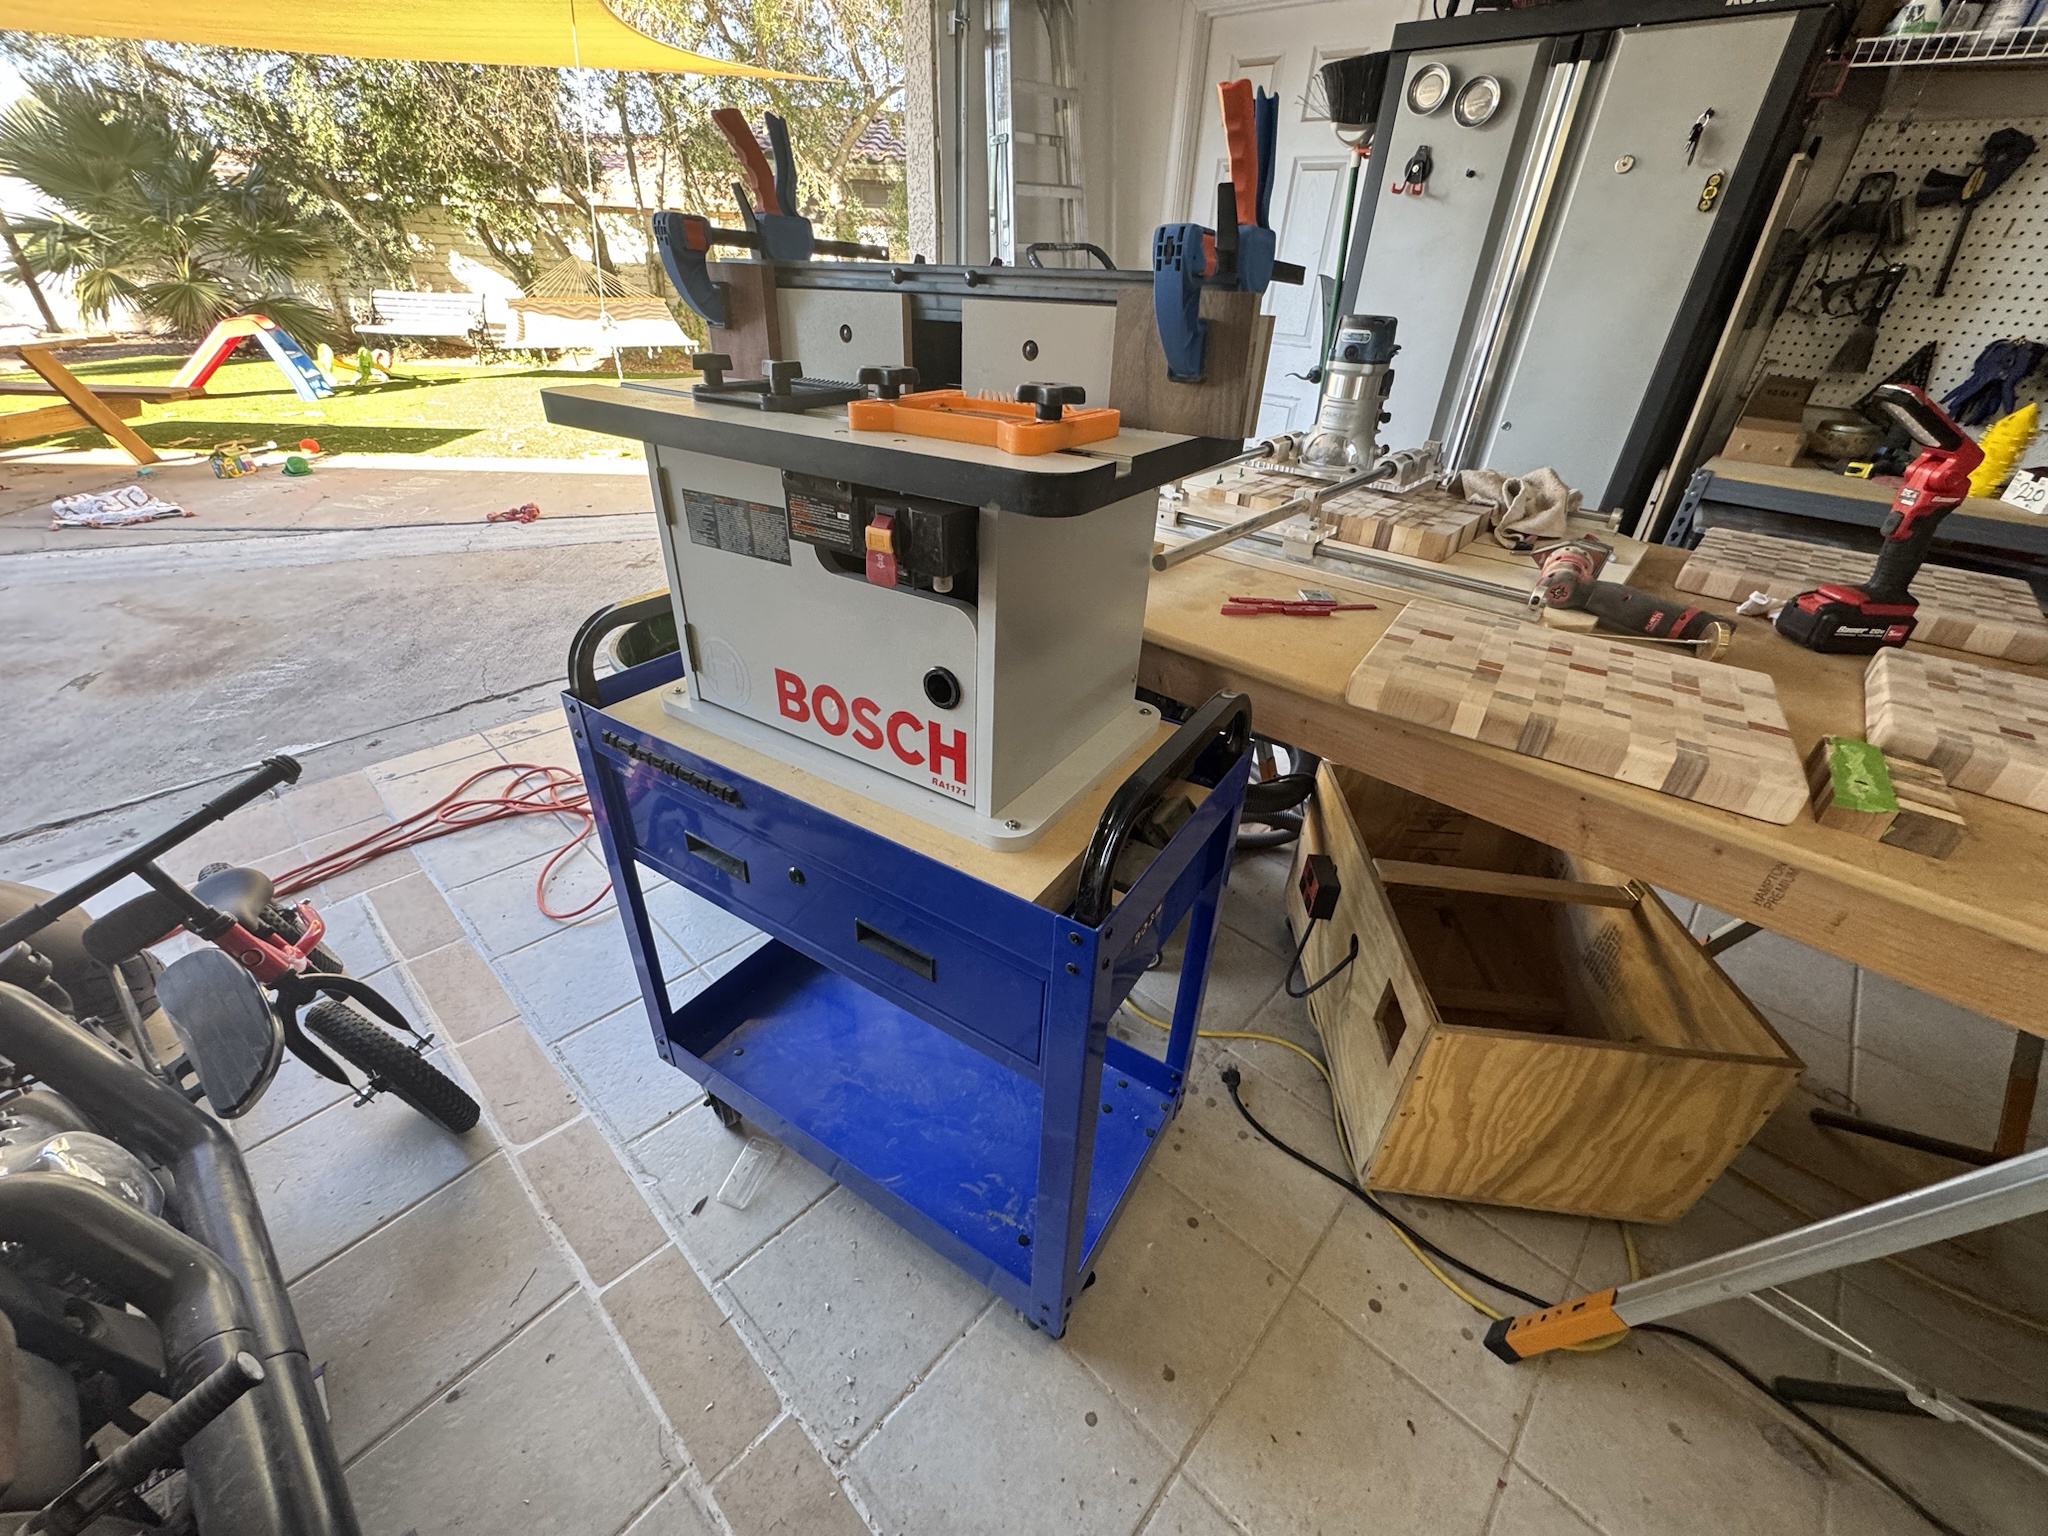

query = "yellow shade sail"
[{"left": 0, "top": 0, "right": 798, "bottom": 75}]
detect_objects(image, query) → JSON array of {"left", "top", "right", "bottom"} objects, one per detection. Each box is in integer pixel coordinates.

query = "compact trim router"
[{"left": 546, "top": 372, "right": 1232, "bottom": 848}]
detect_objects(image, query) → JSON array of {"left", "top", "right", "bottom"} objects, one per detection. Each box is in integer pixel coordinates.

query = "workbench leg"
[
  {"left": 19, "top": 345, "right": 161, "bottom": 465},
  {"left": 570, "top": 707, "right": 683, "bottom": 1067},
  {"left": 1808, "top": 1027, "right": 2044, "bottom": 1168}
]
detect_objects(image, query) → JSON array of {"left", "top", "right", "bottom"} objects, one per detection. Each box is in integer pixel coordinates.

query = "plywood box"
[{"left": 1291, "top": 765, "right": 1802, "bottom": 1223}]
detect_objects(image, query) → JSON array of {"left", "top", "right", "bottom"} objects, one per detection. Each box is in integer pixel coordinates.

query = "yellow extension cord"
[{"left": 1122, "top": 996, "right": 1627, "bottom": 1347}]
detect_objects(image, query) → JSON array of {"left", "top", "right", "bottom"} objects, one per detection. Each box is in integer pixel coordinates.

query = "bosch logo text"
[{"left": 774, "top": 668, "right": 969, "bottom": 795}]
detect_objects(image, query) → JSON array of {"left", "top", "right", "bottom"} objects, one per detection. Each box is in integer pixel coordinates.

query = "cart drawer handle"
[
  {"left": 856, "top": 920, "right": 935, "bottom": 982},
  {"left": 685, "top": 832, "right": 749, "bottom": 883}
]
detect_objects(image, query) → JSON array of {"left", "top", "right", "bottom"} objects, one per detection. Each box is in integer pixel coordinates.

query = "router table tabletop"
[{"left": 1139, "top": 544, "right": 2048, "bottom": 1038}]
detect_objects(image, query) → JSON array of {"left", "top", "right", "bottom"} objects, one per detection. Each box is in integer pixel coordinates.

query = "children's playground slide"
[{"left": 173, "top": 314, "right": 335, "bottom": 402}]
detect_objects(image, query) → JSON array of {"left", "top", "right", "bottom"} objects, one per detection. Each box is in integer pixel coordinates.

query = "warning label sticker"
[
  {"left": 785, "top": 488, "right": 857, "bottom": 555},
  {"left": 681, "top": 491, "right": 791, "bottom": 565}
]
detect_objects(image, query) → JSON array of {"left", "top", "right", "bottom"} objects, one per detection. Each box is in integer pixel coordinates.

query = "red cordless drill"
[{"left": 1774, "top": 383, "right": 1984, "bottom": 654}]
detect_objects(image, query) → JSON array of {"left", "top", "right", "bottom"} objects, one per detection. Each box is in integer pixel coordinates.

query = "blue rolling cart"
[{"left": 565, "top": 609, "right": 1250, "bottom": 1337}]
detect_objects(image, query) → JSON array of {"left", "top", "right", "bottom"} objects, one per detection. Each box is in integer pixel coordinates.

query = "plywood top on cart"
[
  {"left": 1138, "top": 544, "right": 2048, "bottom": 1033},
  {"left": 604, "top": 686, "right": 1173, "bottom": 909}
]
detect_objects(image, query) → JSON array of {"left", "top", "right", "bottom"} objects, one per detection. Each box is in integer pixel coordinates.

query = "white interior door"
[{"left": 1185, "top": 2, "right": 1417, "bottom": 437}]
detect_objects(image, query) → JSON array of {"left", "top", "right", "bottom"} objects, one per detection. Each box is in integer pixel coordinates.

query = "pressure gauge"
[
  {"left": 1453, "top": 74, "right": 1504, "bottom": 128},
  {"left": 1406, "top": 62, "right": 1453, "bottom": 116}
]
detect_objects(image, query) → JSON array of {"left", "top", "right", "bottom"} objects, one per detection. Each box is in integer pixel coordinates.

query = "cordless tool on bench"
[
  {"left": 1152, "top": 79, "right": 1306, "bottom": 381},
  {"left": 1532, "top": 538, "right": 1733, "bottom": 660},
  {"left": 653, "top": 108, "right": 887, "bottom": 329},
  {"left": 1774, "top": 383, "right": 1984, "bottom": 654}
]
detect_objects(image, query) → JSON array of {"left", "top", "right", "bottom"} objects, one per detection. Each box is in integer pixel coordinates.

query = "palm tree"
[{"left": 0, "top": 81, "right": 340, "bottom": 341}]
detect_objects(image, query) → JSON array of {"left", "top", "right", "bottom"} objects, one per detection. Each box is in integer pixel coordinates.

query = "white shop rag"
[
  {"left": 1454, "top": 467, "right": 1582, "bottom": 548},
  {"left": 51, "top": 485, "right": 190, "bottom": 529}
]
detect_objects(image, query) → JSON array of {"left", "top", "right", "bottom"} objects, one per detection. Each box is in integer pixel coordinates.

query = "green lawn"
[{"left": 2, "top": 351, "right": 686, "bottom": 458}]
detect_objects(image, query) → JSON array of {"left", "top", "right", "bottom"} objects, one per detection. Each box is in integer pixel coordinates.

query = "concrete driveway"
[{"left": 0, "top": 453, "right": 663, "bottom": 880}]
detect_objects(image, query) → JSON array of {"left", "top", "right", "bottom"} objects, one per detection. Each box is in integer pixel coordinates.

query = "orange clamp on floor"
[
  {"left": 1483, "top": 1288, "right": 1627, "bottom": 1362},
  {"left": 847, "top": 390, "right": 1120, "bottom": 457}
]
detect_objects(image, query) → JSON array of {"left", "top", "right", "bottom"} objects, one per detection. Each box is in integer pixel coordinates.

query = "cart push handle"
[
  {"left": 1072, "top": 692, "right": 1252, "bottom": 928},
  {"left": 568, "top": 589, "right": 676, "bottom": 706}
]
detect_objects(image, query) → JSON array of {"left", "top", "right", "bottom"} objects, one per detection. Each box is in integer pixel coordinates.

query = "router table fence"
[{"left": 567, "top": 650, "right": 1252, "bottom": 1337}]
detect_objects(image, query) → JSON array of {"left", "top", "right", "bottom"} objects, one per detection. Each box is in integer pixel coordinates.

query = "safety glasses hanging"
[{"left": 1285, "top": 853, "right": 1359, "bottom": 1000}]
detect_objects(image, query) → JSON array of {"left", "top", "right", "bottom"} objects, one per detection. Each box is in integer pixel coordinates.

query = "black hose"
[{"left": 0, "top": 983, "right": 360, "bottom": 1536}]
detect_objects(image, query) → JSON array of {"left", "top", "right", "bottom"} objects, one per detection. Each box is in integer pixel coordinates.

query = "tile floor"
[{"left": 17, "top": 715, "right": 2046, "bottom": 1536}]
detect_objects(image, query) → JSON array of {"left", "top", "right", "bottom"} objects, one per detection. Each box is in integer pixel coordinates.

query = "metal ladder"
[{"left": 985, "top": 0, "right": 1087, "bottom": 266}]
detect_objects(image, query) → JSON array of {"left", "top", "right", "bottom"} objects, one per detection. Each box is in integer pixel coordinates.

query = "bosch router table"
[{"left": 544, "top": 374, "right": 1250, "bottom": 1336}]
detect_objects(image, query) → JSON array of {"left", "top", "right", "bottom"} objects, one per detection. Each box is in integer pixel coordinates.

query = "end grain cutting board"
[
  {"left": 1346, "top": 602, "right": 1809, "bottom": 823},
  {"left": 1865, "top": 647, "right": 2048, "bottom": 813},
  {"left": 1676, "top": 526, "right": 2048, "bottom": 664},
  {"left": 1184, "top": 471, "right": 1487, "bottom": 562}
]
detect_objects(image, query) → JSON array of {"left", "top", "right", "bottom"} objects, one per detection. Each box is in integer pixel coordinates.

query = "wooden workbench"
[{"left": 1139, "top": 544, "right": 2048, "bottom": 1038}]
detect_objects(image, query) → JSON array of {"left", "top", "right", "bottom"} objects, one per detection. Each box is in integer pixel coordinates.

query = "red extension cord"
[{"left": 273, "top": 762, "right": 609, "bottom": 921}]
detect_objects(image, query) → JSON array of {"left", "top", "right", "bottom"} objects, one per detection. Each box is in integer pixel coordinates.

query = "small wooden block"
[
  {"left": 1677, "top": 526, "right": 2048, "bottom": 664},
  {"left": 1879, "top": 754, "right": 1967, "bottom": 859},
  {"left": 1866, "top": 648, "right": 2048, "bottom": 814},
  {"left": 1110, "top": 287, "right": 1273, "bottom": 439},
  {"left": 1803, "top": 735, "right": 1897, "bottom": 839},
  {"left": 1345, "top": 602, "right": 1809, "bottom": 824},
  {"left": 705, "top": 259, "right": 782, "bottom": 380}
]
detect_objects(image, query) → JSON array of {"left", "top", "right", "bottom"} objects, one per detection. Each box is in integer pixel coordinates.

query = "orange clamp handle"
[
  {"left": 1218, "top": 78, "right": 1259, "bottom": 227},
  {"left": 1483, "top": 1288, "right": 1626, "bottom": 1362},
  {"left": 713, "top": 108, "right": 782, "bottom": 216}
]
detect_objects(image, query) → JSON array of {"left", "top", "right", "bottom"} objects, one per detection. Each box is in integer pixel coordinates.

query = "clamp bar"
[
  {"left": 1487, "top": 1141, "right": 2048, "bottom": 1361},
  {"left": 1150, "top": 464, "right": 1380, "bottom": 571}
]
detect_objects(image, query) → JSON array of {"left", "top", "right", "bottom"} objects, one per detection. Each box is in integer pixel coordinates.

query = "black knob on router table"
[
  {"left": 691, "top": 352, "right": 732, "bottom": 388},
  {"left": 923, "top": 668, "right": 962, "bottom": 710},
  {"left": 858, "top": 366, "right": 922, "bottom": 400},
  {"left": 1016, "top": 382, "right": 1086, "bottom": 422},
  {"left": 766, "top": 359, "right": 803, "bottom": 395}
]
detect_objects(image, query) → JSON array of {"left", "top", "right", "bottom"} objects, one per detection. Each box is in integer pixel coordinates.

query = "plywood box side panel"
[
  {"left": 1367, "top": 1032, "right": 1799, "bottom": 1222},
  {"left": 1331, "top": 765, "right": 1551, "bottom": 876},
  {"left": 1551, "top": 853, "right": 1795, "bottom": 1063},
  {"left": 1297, "top": 767, "right": 1442, "bottom": 1179}
]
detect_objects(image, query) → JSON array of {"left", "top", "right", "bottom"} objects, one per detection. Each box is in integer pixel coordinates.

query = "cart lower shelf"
[{"left": 678, "top": 941, "right": 1175, "bottom": 1294}]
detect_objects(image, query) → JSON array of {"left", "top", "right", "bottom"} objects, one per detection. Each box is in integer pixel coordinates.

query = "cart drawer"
[{"left": 608, "top": 757, "right": 1047, "bottom": 1067}]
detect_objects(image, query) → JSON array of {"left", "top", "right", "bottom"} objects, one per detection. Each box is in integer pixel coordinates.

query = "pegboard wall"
[{"left": 1760, "top": 112, "right": 2048, "bottom": 413}]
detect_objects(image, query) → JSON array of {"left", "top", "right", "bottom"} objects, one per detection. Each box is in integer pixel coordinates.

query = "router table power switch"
[
  {"left": 864, "top": 512, "right": 898, "bottom": 587},
  {"left": 783, "top": 473, "right": 976, "bottom": 594}
]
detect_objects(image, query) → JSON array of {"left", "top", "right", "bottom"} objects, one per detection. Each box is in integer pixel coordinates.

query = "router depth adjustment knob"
[
  {"left": 1017, "top": 382, "right": 1086, "bottom": 422},
  {"left": 765, "top": 359, "right": 804, "bottom": 396},
  {"left": 858, "top": 365, "right": 921, "bottom": 400}
]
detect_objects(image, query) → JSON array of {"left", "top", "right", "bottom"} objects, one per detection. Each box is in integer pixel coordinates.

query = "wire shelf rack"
[{"left": 1851, "top": 25, "right": 2048, "bottom": 69}]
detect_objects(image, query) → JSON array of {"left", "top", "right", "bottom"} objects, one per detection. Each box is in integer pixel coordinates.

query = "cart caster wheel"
[{"left": 706, "top": 1094, "right": 744, "bottom": 1132}]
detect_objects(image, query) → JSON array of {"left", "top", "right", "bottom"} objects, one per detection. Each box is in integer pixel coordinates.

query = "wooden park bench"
[{"left": 356, "top": 290, "right": 508, "bottom": 342}]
